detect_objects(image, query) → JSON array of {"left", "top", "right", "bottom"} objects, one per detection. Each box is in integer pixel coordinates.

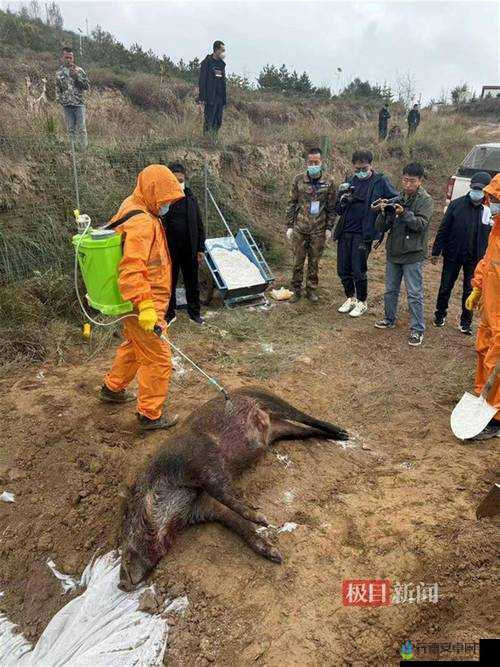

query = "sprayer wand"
[{"left": 153, "top": 324, "right": 230, "bottom": 401}]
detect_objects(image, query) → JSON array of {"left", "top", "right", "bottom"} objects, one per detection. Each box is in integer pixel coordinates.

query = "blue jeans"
[
  {"left": 384, "top": 260, "right": 425, "bottom": 333},
  {"left": 63, "top": 105, "right": 87, "bottom": 149}
]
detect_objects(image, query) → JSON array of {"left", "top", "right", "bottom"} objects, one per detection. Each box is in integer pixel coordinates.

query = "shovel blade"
[{"left": 450, "top": 392, "right": 497, "bottom": 440}]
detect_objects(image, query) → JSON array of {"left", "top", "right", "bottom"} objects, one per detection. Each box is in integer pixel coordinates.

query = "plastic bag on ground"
[{"left": 0, "top": 551, "right": 188, "bottom": 666}]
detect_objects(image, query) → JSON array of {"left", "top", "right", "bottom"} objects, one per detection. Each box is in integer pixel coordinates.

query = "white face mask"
[
  {"left": 490, "top": 202, "right": 500, "bottom": 216},
  {"left": 179, "top": 181, "right": 186, "bottom": 192},
  {"left": 159, "top": 204, "right": 170, "bottom": 216}
]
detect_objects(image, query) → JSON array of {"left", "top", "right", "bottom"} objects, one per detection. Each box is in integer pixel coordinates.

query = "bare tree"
[
  {"left": 45, "top": 1, "right": 63, "bottom": 29},
  {"left": 28, "top": 0, "right": 41, "bottom": 19},
  {"left": 395, "top": 71, "right": 417, "bottom": 109}
]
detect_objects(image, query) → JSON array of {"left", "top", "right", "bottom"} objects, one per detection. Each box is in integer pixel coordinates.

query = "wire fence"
[{"left": 0, "top": 129, "right": 256, "bottom": 285}]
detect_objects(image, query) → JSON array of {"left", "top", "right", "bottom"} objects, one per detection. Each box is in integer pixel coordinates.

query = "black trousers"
[
  {"left": 378, "top": 124, "right": 388, "bottom": 140},
  {"left": 167, "top": 243, "right": 200, "bottom": 320},
  {"left": 435, "top": 258, "right": 475, "bottom": 326},
  {"left": 203, "top": 98, "right": 224, "bottom": 134},
  {"left": 337, "top": 233, "right": 372, "bottom": 302}
]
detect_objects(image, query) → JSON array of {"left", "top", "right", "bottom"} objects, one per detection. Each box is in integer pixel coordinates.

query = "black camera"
[
  {"left": 338, "top": 182, "right": 355, "bottom": 195},
  {"left": 383, "top": 195, "right": 404, "bottom": 224}
]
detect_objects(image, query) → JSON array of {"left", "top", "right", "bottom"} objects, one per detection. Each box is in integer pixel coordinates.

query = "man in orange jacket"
[
  {"left": 100, "top": 164, "right": 185, "bottom": 430},
  {"left": 466, "top": 173, "right": 500, "bottom": 439}
]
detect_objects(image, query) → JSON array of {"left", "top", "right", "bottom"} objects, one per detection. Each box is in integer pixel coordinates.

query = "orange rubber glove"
[
  {"left": 465, "top": 287, "right": 482, "bottom": 311},
  {"left": 137, "top": 299, "right": 158, "bottom": 332}
]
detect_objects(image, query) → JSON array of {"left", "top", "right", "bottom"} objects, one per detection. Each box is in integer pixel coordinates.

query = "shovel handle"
[{"left": 481, "top": 362, "right": 500, "bottom": 400}]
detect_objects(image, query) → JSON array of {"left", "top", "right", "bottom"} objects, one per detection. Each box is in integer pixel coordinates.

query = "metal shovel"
[{"left": 451, "top": 363, "right": 499, "bottom": 440}]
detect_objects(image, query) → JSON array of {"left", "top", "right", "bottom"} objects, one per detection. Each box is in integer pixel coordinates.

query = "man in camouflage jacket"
[
  {"left": 55, "top": 46, "right": 90, "bottom": 149},
  {"left": 286, "top": 147, "right": 336, "bottom": 302}
]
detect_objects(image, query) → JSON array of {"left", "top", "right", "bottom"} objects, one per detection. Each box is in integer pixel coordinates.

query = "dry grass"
[{"left": 1, "top": 60, "right": 499, "bottom": 373}]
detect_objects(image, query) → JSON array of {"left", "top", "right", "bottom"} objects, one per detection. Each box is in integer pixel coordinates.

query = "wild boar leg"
[
  {"left": 270, "top": 416, "right": 340, "bottom": 441},
  {"left": 201, "top": 479, "right": 270, "bottom": 526},
  {"left": 190, "top": 493, "right": 283, "bottom": 564},
  {"left": 237, "top": 388, "right": 349, "bottom": 441}
]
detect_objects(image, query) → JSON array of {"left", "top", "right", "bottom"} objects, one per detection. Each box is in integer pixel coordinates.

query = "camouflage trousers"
[{"left": 291, "top": 229, "right": 326, "bottom": 292}]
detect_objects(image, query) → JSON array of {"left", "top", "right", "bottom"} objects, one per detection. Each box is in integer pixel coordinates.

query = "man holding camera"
[
  {"left": 286, "top": 147, "right": 336, "bottom": 303},
  {"left": 334, "top": 150, "right": 397, "bottom": 317},
  {"left": 374, "top": 162, "right": 434, "bottom": 346}
]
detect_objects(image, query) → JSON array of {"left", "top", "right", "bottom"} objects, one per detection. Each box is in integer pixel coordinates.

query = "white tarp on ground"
[
  {"left": 0, "top": 551, "right": 188, "bottom": 666},
  {"left": 206, "top": 238, "right": 263, "bottom": 289}
]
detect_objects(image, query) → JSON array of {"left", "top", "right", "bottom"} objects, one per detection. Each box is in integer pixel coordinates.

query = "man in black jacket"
[
  {"left": 198, "top": 40, "right": 227, "bottom": 135},
  {"left": 161, "top": 163, "right": 206, "bottom": 325},
  {"left": 407, "top": 104, "right": 420, "bottom": 136},
  {"left": 334, "top": 149, "right": 397, "bottom": 317},
  {"left": 378, "top": 104, "right": 391, "bottom": 140},
  {"left": 431, "top": 171, "right": 492, "bottom": 334}
]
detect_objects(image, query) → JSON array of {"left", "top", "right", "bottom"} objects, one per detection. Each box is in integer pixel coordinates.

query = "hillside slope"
[{"left": 1, "top": 26, "right": 498, "bottom": 369}]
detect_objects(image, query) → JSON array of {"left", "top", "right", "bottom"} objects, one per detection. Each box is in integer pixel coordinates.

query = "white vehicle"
[{"left": 445, "top": 142, "right": 500, "bottom": 208}]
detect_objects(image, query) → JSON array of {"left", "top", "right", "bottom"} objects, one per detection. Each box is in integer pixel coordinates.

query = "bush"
[
  {"left": 87, "top": 66, "right": 128, "bottom": 91},
  {"left": 124, "top": 72, "right": 183, "bottom": 114}
]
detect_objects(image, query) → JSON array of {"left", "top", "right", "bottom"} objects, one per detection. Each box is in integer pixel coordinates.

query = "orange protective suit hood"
[
  {"left": 132, "top": 164, "right": 185, "bottom": 216},
  {"left": 484, "top": 173, "right": 500, "bottom": 201},
  {"left": 484, "top": 173, "right": 500, "bottom": 236}
]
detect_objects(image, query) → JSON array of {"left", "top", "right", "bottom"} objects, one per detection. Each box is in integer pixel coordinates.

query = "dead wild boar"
[{"left": 119, "top": 387, "right": 348, "bottom": 590}]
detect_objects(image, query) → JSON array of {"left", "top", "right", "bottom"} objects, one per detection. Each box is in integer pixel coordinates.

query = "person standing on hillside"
[
  {"left": 55, "top": 46, "right": 89, "bottom": 150},
  {"left": 334, "top": 149, "right": 397, "bottom": 317},
  {"left": 286, "top": 147, "right": 336, "bottom": 303},
  {"left": 161, "top": 162, "right": 206, "bottom": 326},
  {"left": 407, "top": 104, "right": 421, "bottom": 136},
  {"left": 198, "top": 41, "right": 227, "bottom": 135},
  {"left": 100, "top": 165, "right": 185, "bottom": 431},
  {"left": 431, "top": 171, "right": 492, "bottom": 335},
  {"left": 378, "top": 103, "right": 391, "bottom": 140},
  {"left": 465, "top": 173, "right": 500, "bottom": 439},
  {"left": 374, "top": 162, "right": 434, "bottom": 346}
]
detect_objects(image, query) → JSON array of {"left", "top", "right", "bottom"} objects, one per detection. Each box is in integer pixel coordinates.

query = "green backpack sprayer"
[{"left": 72, "top": 208, "right": 230, "bottom": 403}]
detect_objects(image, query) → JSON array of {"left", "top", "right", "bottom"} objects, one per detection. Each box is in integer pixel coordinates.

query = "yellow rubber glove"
[
  {"left": 137, "top": 299, "right": 158, "bottom": 332},
  {"left": 465, "top": 287, "right": 482, "bottom": 311}
]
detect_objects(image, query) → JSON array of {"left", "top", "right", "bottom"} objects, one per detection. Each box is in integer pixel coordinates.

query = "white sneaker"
[
  {"left": 349, "top": 301, "right": 368, "bottom": 317},
  {"left": 338, "top": 297, "right": 357, "bottom": 313}
]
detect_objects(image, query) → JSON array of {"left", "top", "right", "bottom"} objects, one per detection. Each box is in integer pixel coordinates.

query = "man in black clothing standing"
[
  {"left": 334, "top": 149, "right": 397, "bottom": 317},
  {"left": 161, "top": 163, "right": 206, "bottom": 325},
  {"left": 431, "top": 171, "right": 492, "bottom": 334},
  {"left": 407, "top": 104, "right": 420, "bottom": 136},
  {"left": 378, "top": 103, "right": 391, "bottom": 140},
  {"left": 198, "top": 40, "right": 227, "bottom": 135}
]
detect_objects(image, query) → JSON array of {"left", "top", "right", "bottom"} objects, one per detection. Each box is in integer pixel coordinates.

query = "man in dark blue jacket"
[
  {"left": 334, "top": 149, "right": 397, "bottom": 317},
  {"left": 198, "top": 41, "right": 227, "bottom": 135},
  {"left": 431, "top": 171, "right": 492, "bottom": 334}
]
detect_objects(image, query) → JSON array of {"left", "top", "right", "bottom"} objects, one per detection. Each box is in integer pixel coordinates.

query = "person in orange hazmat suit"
[
  {"left": 100, "top": 164, "right": 185, "bottom": 431},
  {"left": 465, "top": 172, "right": 500, "bottom": 439}
]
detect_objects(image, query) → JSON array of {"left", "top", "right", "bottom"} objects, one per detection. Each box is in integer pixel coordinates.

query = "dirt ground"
[{"left": 0, "top": 250, "right": 498, "bottom": 665}]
